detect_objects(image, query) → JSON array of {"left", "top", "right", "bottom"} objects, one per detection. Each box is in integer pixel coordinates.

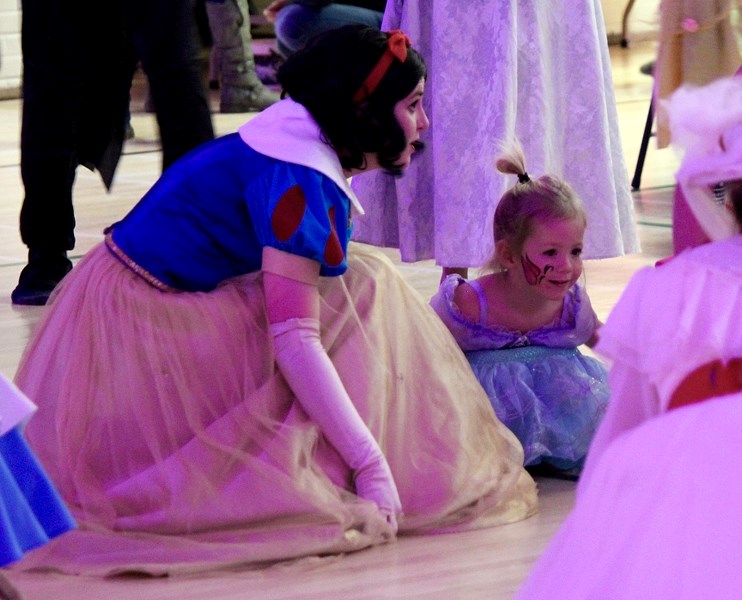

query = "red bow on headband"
[{"left": 353, "top": 30, "right": 411, "bottom": 104}]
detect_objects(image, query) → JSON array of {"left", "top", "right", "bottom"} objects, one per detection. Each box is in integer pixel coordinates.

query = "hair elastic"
[
  {"left": 353, "top": 30, "right": 411, "bottom": 104},
  {"left": 518, "top": 172, "right": 530, "bottom": 184}
]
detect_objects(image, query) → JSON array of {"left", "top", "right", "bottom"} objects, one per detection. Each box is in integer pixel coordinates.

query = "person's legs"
[
  {"left": 132, "top": 0, "right": 215, "bottom": 171},
  {"left": 205, "top": 0, "right": 280, "bottom": 113},
  {"left": 13, "top": 0, "right": 80, "bottom": 305},
  {"left": 274, "top": 3, "right": 382, "bottom": 57}
]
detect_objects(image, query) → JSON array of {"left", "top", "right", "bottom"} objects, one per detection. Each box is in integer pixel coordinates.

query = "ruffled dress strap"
[
  {"left": 430, "top": 275, "right": 515, "bottom": 350},
  {"left": 467, "top": 279, "right": 489, "bottom": 327}
]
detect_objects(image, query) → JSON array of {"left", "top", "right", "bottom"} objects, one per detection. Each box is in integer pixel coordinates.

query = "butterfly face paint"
[
  {"left": 521, "top": 253, "right": 554, "bottom": 286},
  {"left": 517, "top": 217, "right": 586, "bottom": 300}
]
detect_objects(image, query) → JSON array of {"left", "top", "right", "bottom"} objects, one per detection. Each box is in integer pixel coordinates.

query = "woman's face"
[{"left": 392, "top": 78, "right": 429, "bottom": 169}]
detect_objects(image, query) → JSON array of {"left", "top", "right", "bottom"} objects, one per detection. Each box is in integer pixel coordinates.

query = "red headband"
[{"left": 352, "top": 30, "right": 411, "bottom": 104}]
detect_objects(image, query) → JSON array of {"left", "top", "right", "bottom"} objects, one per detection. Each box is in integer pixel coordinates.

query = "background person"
[{"left": 14, "top": 26, "right": 536, "bottom": 576}]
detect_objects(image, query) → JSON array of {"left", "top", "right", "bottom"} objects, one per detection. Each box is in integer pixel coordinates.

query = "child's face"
[
  {"left": 519, "top": 216, "right": 585, "bottom": 301},
  {"left": 392, "top": 78, "right": 429, "bottom": 169}
]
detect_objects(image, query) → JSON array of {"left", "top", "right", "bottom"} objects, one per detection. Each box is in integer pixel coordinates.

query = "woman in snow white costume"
[{"left": 13, "top": 25, "right": 536, "bottom": 575}]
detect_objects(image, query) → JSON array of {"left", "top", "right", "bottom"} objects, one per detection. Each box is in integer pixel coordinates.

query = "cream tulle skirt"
[{"left": 14, "top": 243, "right": 536, "bottom": 575}]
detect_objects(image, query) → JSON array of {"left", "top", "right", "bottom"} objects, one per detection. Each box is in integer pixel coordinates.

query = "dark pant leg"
[
  {"left": 19, "top": 0, "right": 82, "bottom": 251},
  {"left": 131, "top": 0, "right": 215, "bottom": 171}
]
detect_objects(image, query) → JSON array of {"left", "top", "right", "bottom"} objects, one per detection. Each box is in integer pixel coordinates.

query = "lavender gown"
[{"left": 351, "top": 0, "right": 638, "bottom": 267}]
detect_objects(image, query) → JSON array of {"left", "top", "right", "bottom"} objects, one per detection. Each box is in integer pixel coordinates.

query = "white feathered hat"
[{"left": 662, "top": 75, "right": 742, "bottom": 240}]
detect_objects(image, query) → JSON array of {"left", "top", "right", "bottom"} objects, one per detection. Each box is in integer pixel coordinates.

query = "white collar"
[{"left": 239, "top": 99, "right": 365, "bottom": 215}]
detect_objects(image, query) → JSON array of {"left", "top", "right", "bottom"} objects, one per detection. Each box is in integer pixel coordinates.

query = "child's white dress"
[{"left": 517, "top": 235, "right": 742, "bottom": 599}]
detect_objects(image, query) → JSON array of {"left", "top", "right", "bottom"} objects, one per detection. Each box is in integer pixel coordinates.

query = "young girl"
[
  {"left": 13, "top": 25, "right": 536, "bottom": 576},
  {"left": 430, "top": 143, "right": 609, "bottom": 473}
]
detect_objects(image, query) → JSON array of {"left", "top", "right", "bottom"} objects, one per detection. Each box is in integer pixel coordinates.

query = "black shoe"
[{"left": 11, "top": 250, "right": 73, "bottom": 306}]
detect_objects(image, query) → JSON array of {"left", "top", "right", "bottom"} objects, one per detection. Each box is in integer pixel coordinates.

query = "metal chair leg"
[{"left": 631, "top": 99, "right": 654, "bottom": 191}]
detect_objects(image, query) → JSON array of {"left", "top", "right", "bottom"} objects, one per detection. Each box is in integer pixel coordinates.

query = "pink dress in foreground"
[
  {"left": 518, "top": 392, "right": 742, "bottom": 600},
  {"left": 14, "top": 244, "right": 536, "bottom": 576},
  {"left": 516, "top": 235, "right": 742, "bottom": 599}
]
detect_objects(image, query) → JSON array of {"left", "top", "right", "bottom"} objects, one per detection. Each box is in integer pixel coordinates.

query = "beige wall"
[{"left": 0, "top": 0, "right": 20, "bottom": 97}]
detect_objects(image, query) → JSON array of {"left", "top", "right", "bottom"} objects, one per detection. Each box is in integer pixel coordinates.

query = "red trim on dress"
[
  {"left": 669, "top": 358, "right": 742, "bottom": 410},
  {"left": 323, "top": 207, "right": 344, "bottom": 267},
  {"left": 272, "top": 185, "right": 307, "bottom": 242}
]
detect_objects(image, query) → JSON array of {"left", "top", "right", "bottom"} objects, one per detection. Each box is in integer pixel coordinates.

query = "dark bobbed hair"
[
  {"left": 484, "top": 141, "right": 587, "bottom": 272},
  {"left": 277, "top": 24, "right": 426, "bottom": 175}
]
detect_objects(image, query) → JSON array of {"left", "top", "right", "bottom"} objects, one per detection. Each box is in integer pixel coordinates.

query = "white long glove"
[{"left": 270, "top": 317, "right": 402, "bottom": 531}]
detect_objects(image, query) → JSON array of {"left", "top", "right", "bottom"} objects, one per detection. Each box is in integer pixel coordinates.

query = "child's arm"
[
  {"left": 451, "top": 280, "right": 482, "bottom": 323},
  {"left": 580, "top": 286, "right": 603, "bottom": 348},
  {"left": 586, "top": 318, "right": 603, "bottom": 348}
]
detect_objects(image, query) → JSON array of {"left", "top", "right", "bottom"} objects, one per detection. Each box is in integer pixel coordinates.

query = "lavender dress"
[
  {"left": 351, "top": 0, "right": 638, "bottom": 267},
  {"left": 431, "top": 276, "right": 609, "bottom": 469}
]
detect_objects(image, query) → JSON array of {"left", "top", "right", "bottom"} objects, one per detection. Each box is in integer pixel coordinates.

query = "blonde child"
[{"left": 430, "top": 143, "right": 609, "bottom": 473}]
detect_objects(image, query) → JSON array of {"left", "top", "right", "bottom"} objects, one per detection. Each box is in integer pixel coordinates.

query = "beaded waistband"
[{"left": 104, "top": 231, "right": 178, "bottom": 292}]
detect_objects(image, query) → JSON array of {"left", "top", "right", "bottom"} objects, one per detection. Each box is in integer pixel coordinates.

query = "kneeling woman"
[{"left": 14, "top": 25, "right": 536, "bottom": 574}]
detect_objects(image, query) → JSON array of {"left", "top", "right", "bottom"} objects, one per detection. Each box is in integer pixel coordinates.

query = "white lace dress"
[{"left": 351, "top": 0, "right": 639, "bottom": 267}]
